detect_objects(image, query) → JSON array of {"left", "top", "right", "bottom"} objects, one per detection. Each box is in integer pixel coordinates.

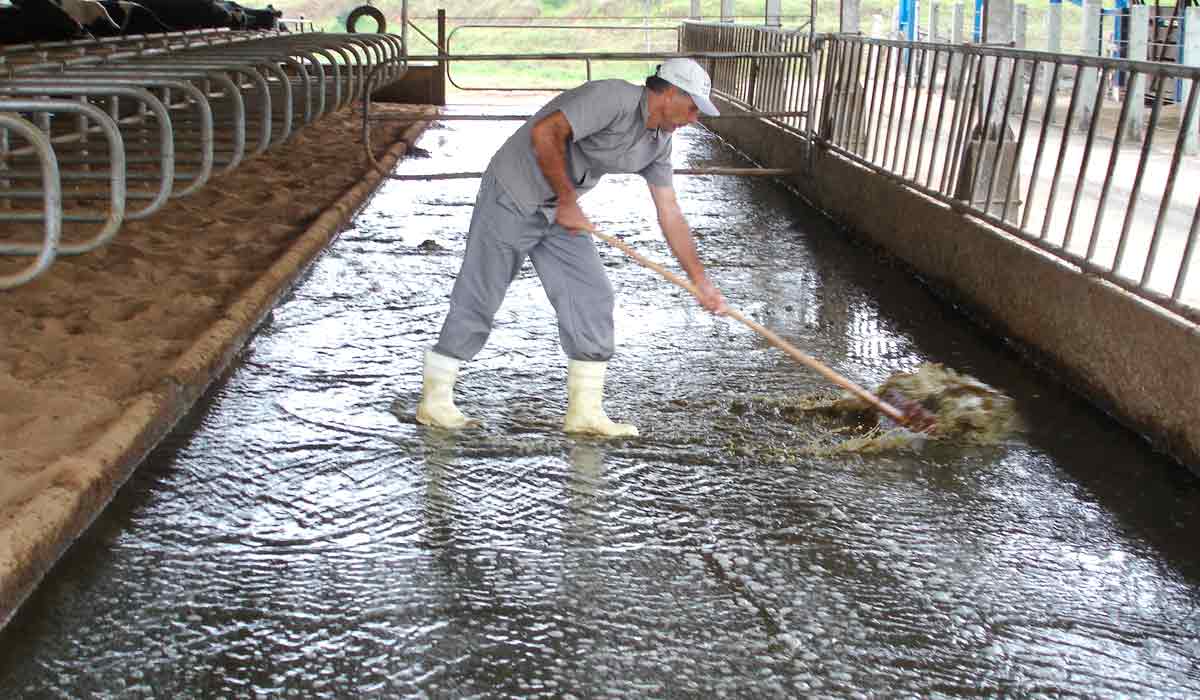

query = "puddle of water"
[{"left": 2, "top": 104, "right": 1199, "bottom": 698}]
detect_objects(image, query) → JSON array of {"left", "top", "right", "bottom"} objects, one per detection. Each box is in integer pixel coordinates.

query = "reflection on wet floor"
[{"left": 2, "top": 102, "right": 1199, "bottom": 697}]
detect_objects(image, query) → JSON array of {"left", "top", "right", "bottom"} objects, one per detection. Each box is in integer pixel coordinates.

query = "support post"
[
  {"left": 929, "top": 3, "right": 941, "bottom": 87},
  {"left": 401, "top": 0, "right": 409, "bottom": 57},
  {"left": 1184, "top": 7, "right": 1200, "bottom": 154},
  {"left": 951, "top": 4, "right": 965, "bottom": 92},
  {"left": 1014, "top": 3, "right": 1026, "bottom": 46},
  {"left": 435, "top": 9, "right": 446, "bottom": 106},
  {"left": 1045, "top": 0, "right": 1061, "bottom": 97},
  {"left": 1013, "top": 3, "right": 1027, "bottom": 113},
  {"left": 983, "top": 0, "right": 1014, "bottom": 116},
  {"left": 1123, "top": 4, "right": 1149, "bottom": 140},
  {"left": 766, "top": 0, "right": 782, "bottom": 27},
  {"left": 988, "top": 0, "right": 1013, "bottom": 44},
  {"left": 721, "top": 0, "right": 735, "bottom": 23},
  {"left": 841, "top": 0, "right": 861, "bottom": 33},
  {"left": 1077, "top": 0, "right": 1102, "bottom": 130},
  {"left": 898, "top": 0, "right": 917, "bottom": 40},
  {"left": 691, "top": 0, "right": 701, "bottom": 20}
]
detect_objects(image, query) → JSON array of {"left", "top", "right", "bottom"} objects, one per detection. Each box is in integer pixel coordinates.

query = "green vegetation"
[{"left": 276, "top": 0, "right": 1088, "bottom": 88}]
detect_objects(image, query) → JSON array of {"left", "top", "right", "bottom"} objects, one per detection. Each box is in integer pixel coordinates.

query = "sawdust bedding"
[{"left": 0, "top": 103, "right": 432, "bottom": 513}]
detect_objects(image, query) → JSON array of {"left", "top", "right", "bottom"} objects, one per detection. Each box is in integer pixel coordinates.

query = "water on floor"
[{"left": 2, "top": 101, "right": 1199, "bottom": 698}]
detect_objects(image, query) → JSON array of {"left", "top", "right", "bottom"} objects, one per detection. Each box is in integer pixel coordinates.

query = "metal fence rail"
[
  {"left": 15, "top": 21, "right": 1194, "bottom": 320},
  {"left": 682, "top": 23, "right": 1200, "bottom": 320},
  {"left": 0, "top": 97, "right": 126, "bottom": 259},
  {"left": 359, "top": 49, "right": 812, "bottom": 178},
  {"left": 684, "top": 21, "right": 817, "bottom": 135},
  {"left": 0, "top": 113, "right": 60, "bottom": 290},
  {"left": 1, "top": 31, "right": 407, "bottom": 290},
  {"left": 0, "top": 82, "right": 173, "bottom": 223}
]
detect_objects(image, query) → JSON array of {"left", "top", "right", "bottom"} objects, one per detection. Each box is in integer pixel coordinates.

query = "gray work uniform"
[{"left": 433, "top": 79, "right": 675, "bottom": 363}]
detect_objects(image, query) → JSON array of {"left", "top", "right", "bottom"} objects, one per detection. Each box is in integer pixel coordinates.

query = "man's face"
[{"left": 661, "top": 87, "right": 701, "bottom": 132}]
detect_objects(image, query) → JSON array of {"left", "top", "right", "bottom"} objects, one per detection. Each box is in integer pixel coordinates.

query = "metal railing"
[
  {"left": 360, "top": 49, "right": 811, "bottom": 180},
  {"left": 1, "top": 31, "right": 407, "bottom": 290},
  {"left": 0, "top": 113, "right": 60, "bottom": 289},
  {"left": 684, "top": 22, "right": 818, "bottom": 135},
  {"left": 682, "top": 22, "right": 1200, "bottom": 320},
  {"left": 12, "top": 18, "right": 1196, "bottom": 321}
]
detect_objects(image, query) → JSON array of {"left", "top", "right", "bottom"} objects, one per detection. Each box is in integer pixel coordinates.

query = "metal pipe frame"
[
  {"left": 383, "top": 167, "right": 799, "bottom": 181},
  {"left": 152, "top": 54, "right": 300, "bottom": 142},
  {"left": 4, "top": 30, "right": 284, "bottom": 77},
  {"left": 365, "top": 111, "right": 811, "bottom": 123},
  {"left": 1, "top": 29, "right": 242, "bottom": 65},
  {"left": 688, "top": 28, "right": 1200, "bottom": 319},
  {"left": 34, "top": 69, "right": 231, "bottom": 182},
  {"left": 981, "top": 57, "right": 1017, "bottom": 217},
  {"left": 1068, "top": 64, "right": 1122, "bottom": 256},
  {"left": 0, "top": 98, "right": 126, "bottom": 257},
  {"left": 999, "top": 58, "right": 1040, "bottom": 226},
  {"left": 0, "top": 113, "right": 61, "bottom": 290},
  {"left": 6, "top": 33, "right": 405, "bottom": 114},
  {"left": 120, "top": 61, "right": 282, "bottom": 150},
  {"left": 8, "top": 22, "right": 1195, "bottom": 319},
  {"left": 0, "top": 83, "right": 174, "bottom": 218},
  {"left": 1, "top": 33, "right": 408, "bottom": 290},
  {"left": 398, "top": 50, "right": 820, "bottom": 63},
  {"left": 1114, "top": 74, "right": 1166, "bottom": 276}
]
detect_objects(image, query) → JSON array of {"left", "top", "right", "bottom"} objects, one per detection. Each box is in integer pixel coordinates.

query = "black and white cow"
[{"left": 0, "top": 0, "right": 281, "bottom": 44}]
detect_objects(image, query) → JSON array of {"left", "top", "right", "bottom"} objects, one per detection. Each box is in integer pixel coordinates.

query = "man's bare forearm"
[
  {"left": 660, "top": 210, "right": 707, "bottom": 284},
  {"left": 651, "top": 184, "right": 707, "bottom": 283},
  {"left": 531, "top": 112, "right": 577, "bottom": 204}
]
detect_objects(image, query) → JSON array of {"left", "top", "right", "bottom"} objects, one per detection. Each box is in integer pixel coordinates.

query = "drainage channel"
[{"left": 1, "top": 103, "right": 1198, "bottom": 697}]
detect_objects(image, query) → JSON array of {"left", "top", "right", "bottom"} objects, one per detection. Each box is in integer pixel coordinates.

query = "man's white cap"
[{"left": 656, "top": 58, "right": 720, "bottom": 117}]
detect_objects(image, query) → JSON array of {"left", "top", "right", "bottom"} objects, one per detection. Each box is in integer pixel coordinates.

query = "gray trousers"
[{"left": 433, "top": 175, "right": 615, "bottom": 362}]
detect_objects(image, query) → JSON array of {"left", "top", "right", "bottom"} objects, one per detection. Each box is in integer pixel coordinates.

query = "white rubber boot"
[
  {"left": 563, "top": 360, "right": 639, "bottom": 437},
  {"left": 416, "top": 350, "right": 473, "bottom": 429}
]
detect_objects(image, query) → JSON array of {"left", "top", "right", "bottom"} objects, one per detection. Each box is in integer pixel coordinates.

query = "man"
[{"left": 417, "top": 57, "right": 727, "bottom": 437}]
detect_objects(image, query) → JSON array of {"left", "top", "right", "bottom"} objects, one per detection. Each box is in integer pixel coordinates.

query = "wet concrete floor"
[{"left": 2, "top": 103, "right": 1199, "bottom": 697}]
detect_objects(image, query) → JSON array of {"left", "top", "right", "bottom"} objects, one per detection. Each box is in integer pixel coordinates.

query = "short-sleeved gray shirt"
[{"left": 485, "top": 79, "right": 674, "bottom": 220}]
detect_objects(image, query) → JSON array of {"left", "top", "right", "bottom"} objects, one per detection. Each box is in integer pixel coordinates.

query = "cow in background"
[{"left": 0, "top": 0, "right": 281, "bottom": 44}]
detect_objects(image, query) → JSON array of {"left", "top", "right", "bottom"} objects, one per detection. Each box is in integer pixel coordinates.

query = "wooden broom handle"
[{"left": 590, "top": 229, "right": 909, "bottom": 425}]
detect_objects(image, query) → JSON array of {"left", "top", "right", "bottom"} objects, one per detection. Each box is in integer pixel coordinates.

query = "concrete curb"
[{"left": 0, "top": 120, "right": 428, "bottom": 628}]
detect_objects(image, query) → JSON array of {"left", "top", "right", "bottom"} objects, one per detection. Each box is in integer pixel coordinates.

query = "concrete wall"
[
  {"left": 707, "top": 98, "right": 1200, "bottom": 473},
  {"left": 373, "top": 65, "right": 445, "bottom": 106}
]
